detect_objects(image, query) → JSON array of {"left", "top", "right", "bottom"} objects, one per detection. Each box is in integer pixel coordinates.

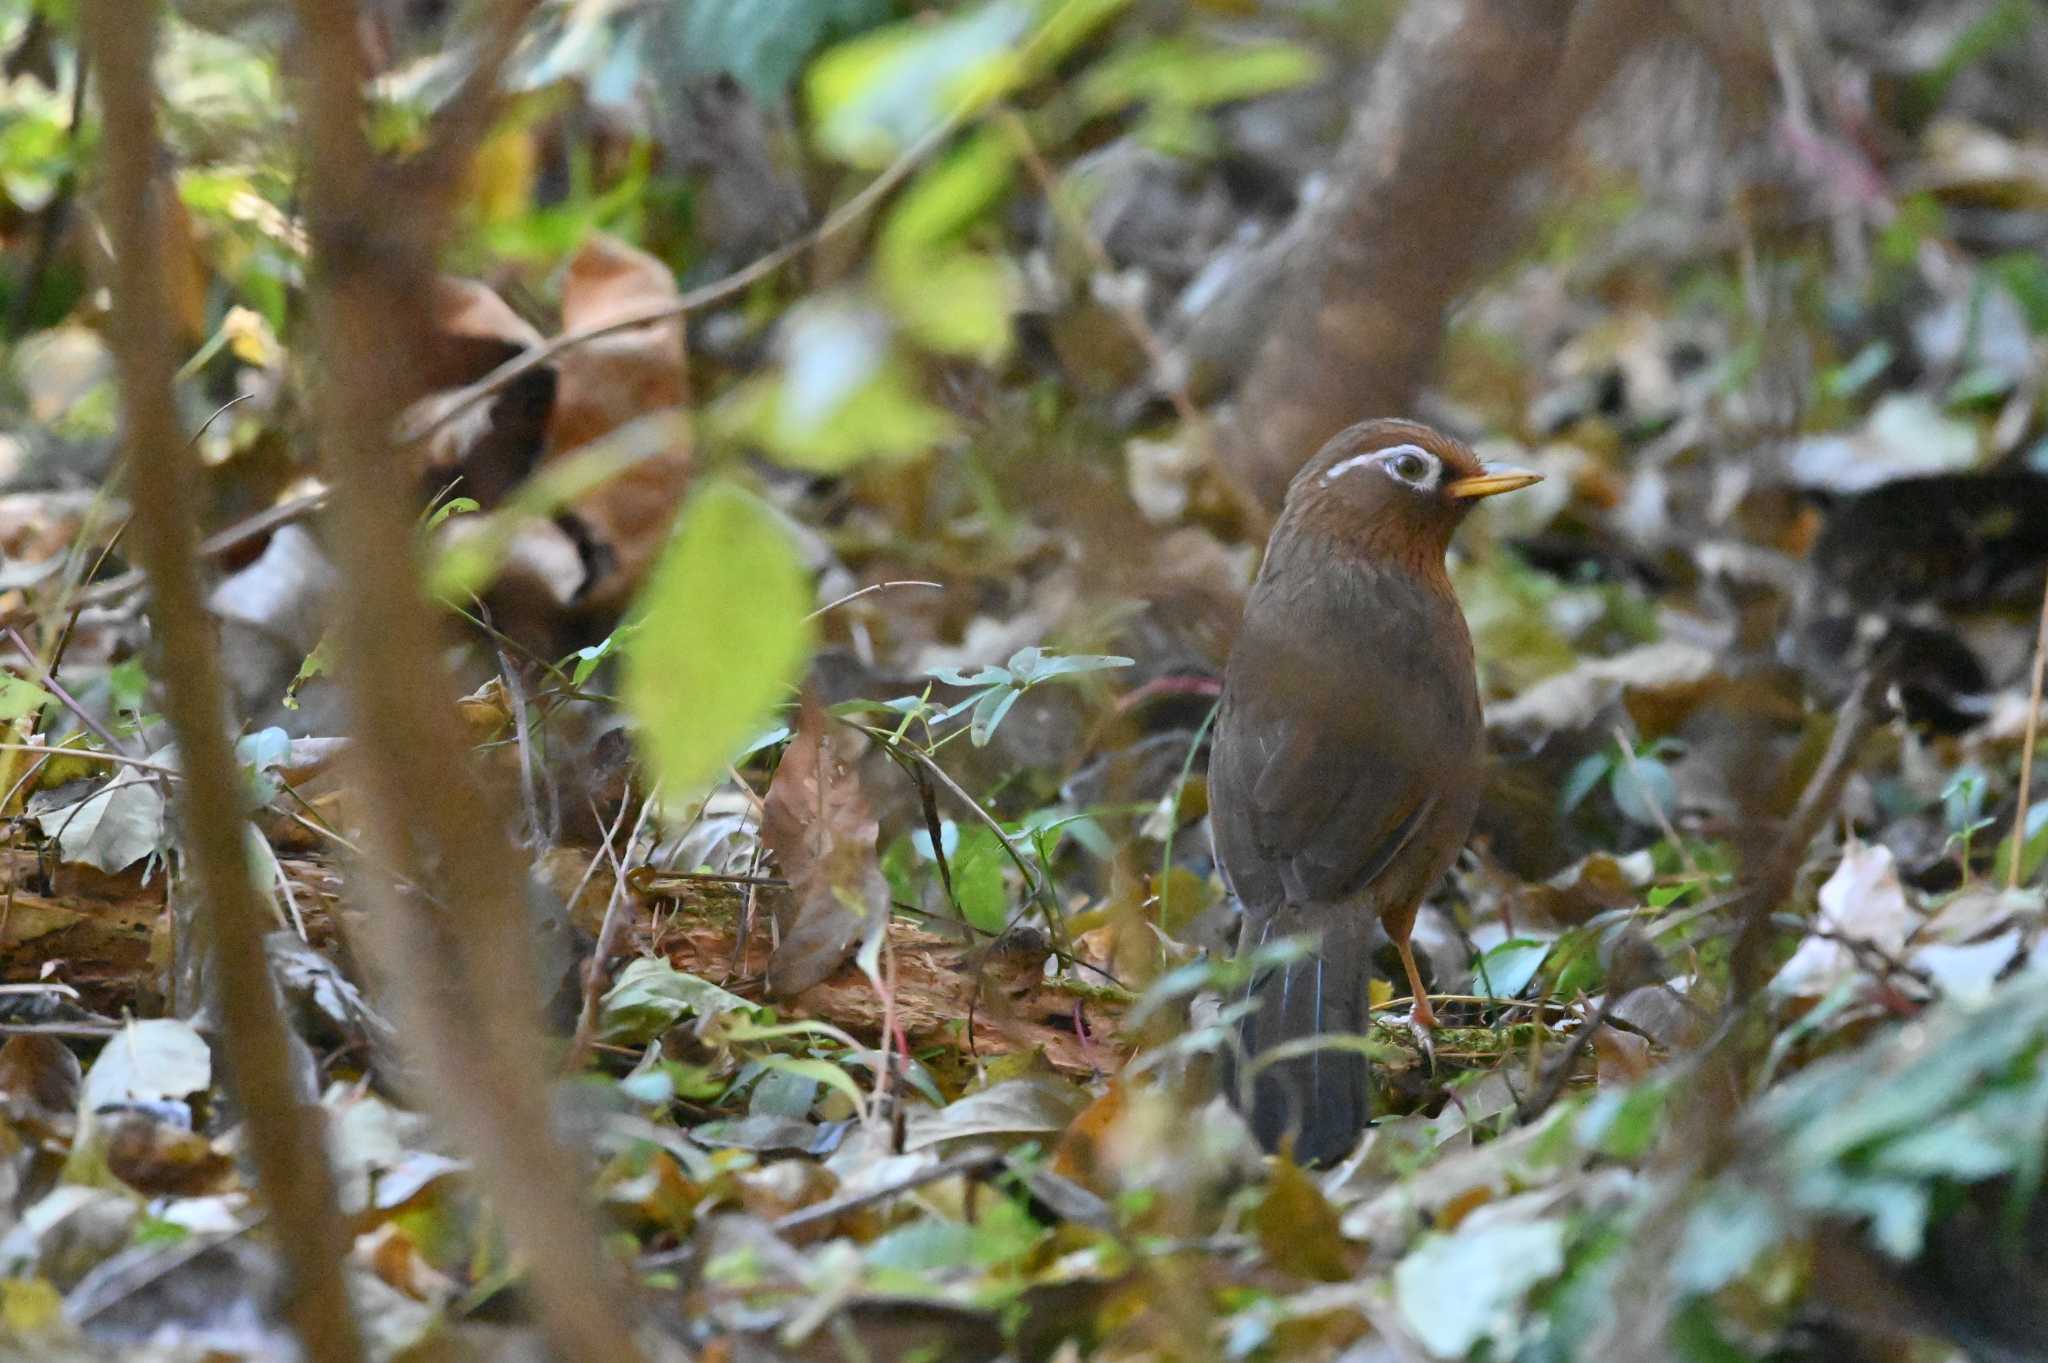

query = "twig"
[
  {"left": 1515, "top": 996, "right": 1616, "bottom": 1125},
  {"left": 1612, "top": 724, "right": 1700, "bottom": 878},
  {"left": 635, "top": 869, "right": 789, "bottom": 890},
  {"left": 767, "top": 1151, "right": 1004, "bottom": 1235},
  {"left": 258, "top": 830, "right": 308, "bottom": 941},
  {"left": 2010, "top": 574, "right": 2048, "bottom": 888},
  {"left": 85, "top": 6, "right": 365, "bottom": 1361},
  {"left": 568, "top": 783, "right": 654, "bottom": 1067},
  {"left": 0, "top": 981, "right": 81, "bottom": 998},
  {"left": 1730, "top": 674, "right": 1881, "bottom": 1007},
  {"left": 804, "top": 579, "right": 944, "bottom": 622},
  {"left": 396, "top": 110, "right": 970, "bottom": 448},
  {"left": 0, "top": 1022, "right": 120, "bottom": 1038},
  {"left": 0, "top": 743, "right": 182, "bottom": 776},
  {"left": 36, "top": 487, "right": 332, "bottom": 617},
  {"left": 5, "top": 625, "right": 134, "bottom": 758}
]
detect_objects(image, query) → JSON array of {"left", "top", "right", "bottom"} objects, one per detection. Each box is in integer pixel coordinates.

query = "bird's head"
[{"left": 1280, "top": 419, "right": 1541, "bottom": 572}]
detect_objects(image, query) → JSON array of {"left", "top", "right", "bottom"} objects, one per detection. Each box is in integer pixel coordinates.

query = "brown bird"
[{"left": 1210, "top": 419, "right": 1539, "bottom": 1161}]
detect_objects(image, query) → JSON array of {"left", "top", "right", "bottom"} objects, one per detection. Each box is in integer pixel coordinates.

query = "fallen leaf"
[
  {"left": 80, "top": 1018, "right": 211, "bottom": 1111},
  {"left": 30, "top": 769, "right": 167, "bottom": 874},
  {"left": 1252, "top": 1150, "right": 1352, "bottom": 1281},
  {"left": 1394, "top": 1214, "right": 1565, "bottom": 1358},
  {"left": 544, "top": 233, "right": 693, "bottom": 609},
  {"left": 900, "top": 1077, "right": 1089, "bottom": 1151},
  {"left": 760, "top": 693, "right": 888, "bottom": 997},
  {"left": 1771, "top": 840, "right": 1917, "bottom": 999}
]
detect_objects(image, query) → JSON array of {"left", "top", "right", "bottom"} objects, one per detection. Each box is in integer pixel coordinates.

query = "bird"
[{"left": 1209, "top": 419, "right": 1540, "bottom": 1162}]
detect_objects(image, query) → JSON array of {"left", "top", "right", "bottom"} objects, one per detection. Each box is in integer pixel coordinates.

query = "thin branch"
[
  {"left": 5, "top": 625, "right": 134, "bottom": 757},
  {"left": 2009, "top": 574, "right": 2048, "bottom": 888},
  {"left": 804, "top": 579, "right": 944, "bottom": 622},
  {"left": 84, "top": 5, "right": 364, "bottom": 1362},
  {"left": 395, "top": 107, "right": 969, "bottom": 448},
  {"left": 568, "top": 783, "right": 656, "bottom": 1067},
  {"left": 0, "top": 743, "right": 182, "bottom": 776},
  {"left": 38, "top": 486, "right": 333, "bottom": 617},
  {"left": 1730, "top": 674, "right": 1881, "bottom": 1008}
]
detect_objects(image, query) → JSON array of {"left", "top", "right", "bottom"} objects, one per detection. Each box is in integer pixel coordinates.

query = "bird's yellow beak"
[{"left": 1445, "top": 465, "right": 1544, "bottom": 500}]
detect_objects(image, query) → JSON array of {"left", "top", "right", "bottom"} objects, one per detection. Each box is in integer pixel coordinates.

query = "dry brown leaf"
[
  {"left": 424, "top": 276, "right": 545, "bottom": 390},
  {"left": 1251, "top": 1149, "right": 1353, "bottom": 1281},
  {"left": 759, "top": 695, "right": 887, "bottom": 997},
  {"left": 414, "top": 276, "right": 556, "bottom": 500},
  {"left": 104, "top": 1112, "right": 238, "bottom": 1197},
  {"left": 544, "top": 233, "right": 693, "bottom": 609}
]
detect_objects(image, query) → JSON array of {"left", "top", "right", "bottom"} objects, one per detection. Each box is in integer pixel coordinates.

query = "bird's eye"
[{"left": 1384, "top": 448, "right": 1435, "bottom": 485}]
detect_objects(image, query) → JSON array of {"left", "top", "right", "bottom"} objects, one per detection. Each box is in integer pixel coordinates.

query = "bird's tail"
[{"left": 1227, "top": 917, "right": 1373, "bottom": 1165}]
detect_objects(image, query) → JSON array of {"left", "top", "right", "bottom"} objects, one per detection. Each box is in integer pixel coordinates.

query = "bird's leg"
[{"left": 1393, "top": 935, "right": 1438, "bottom": 1030}]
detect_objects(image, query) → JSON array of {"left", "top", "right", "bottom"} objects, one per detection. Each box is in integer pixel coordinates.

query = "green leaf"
[
  {"left": 877, "top": 131, "right": 1020, "bottom": 361},
  {"left": 930, "top": 663, "right": 1012, "bottom": 687},
  {"left": 863, "top": 1190, "right": 1040, "bottom": 1272},
  {"left": 1077, "top": 35, "right": 1326, "bottom": 116},
  {"left": 882, "top": 248, "right": 1015, "bottom": 362},
  {"left": 1610, "top": 755, "right": 1677, "bottom": 828},
  {"left": 423, "top": 495, "right": 481, "bottom": 534},
  {"left": 714, "top": 298, "right": 953, "bottom": 470},
  {"left": 0, "top": 672, "right": 54, "bottom": 722},
  {"left": 600, "top": 957, "right": 762, "bottom": 1043},
  {"left": 1672, "top": 1184, "right": 1785, "bottom": 1293},
  {"left": 622, "top": 481, "right": 813, "bottom": 800},
  {"left": 1473, "top": 938, "right": 1551, "bottom": 1000},
  {"left": 882, "top": 127, "right": 1016, "bottom": 257},
  {"left": 807, "top": 0, "right": 1037, "bottom": 168},
  {"left": 659, "top": 0, "right": 894, "bottom": 100},
  {"left": 1008, "top": 649, "right": 1134, "bottom": 683},
  {"left": 752, "top": 1055, "right": 868, "bottom": 1123},
  {"left": 1994, "top": 801, "right": 2048, "bottom": 885},
  {"left": 950, "top": 823, "right": 1012, "bottom": 933},
  {"left": 969, "top": 684, "right": 1022, "bottom": 747},
  {"left": 1395, "top": 1219, "right": 1566, "bottom": 1358},
  {"left": 1559, "top": 751, "right": 1613, "bottom": 814}
]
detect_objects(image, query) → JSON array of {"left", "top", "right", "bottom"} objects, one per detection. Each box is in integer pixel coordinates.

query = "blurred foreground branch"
[
  {"left": 85, "top": 4, "right": 364, "bottom": 1360},
  {"left": 284, "top": 1, "right": 648, "bottom": 1357}
]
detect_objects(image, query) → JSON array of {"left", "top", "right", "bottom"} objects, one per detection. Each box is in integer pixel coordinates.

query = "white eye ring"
[
  {"left": 1320, "top": 443, "right": 1441, "bottom": 489},
  {"left": 1380, "top": 443, "right": 1439, "bottom": 489}
]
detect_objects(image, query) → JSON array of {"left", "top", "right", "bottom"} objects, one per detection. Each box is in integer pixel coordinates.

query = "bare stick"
[
  {"left": 568, "top": 784, "right": 656, "bottom": 1067},
  {"left": 84, "top": 5, "right": 364, "bottom": 1361},
  {"left": 285, "top": 2, "right": 647, "bottom": 1357},
  {"left": 29, "top": 487, "right": 334, "bottom": 618},
  {"left": 6, "top": 625, "right": 134, "bottom": 757},
  {"left": 1729, "top": 672, "right": 1881, "bottom": 1004},
  {"left": 804, "top": 580, "right": 944, "bottom": 622},
  {"left": 396, "top": 110, "right": 968, "bottom": 448},
  {"left": 2009, "top": 575, "right": 2048, "bottom": 888}
]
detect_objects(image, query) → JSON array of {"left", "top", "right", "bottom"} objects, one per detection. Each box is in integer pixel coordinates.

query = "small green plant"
[{"left": 1941, "top": 766, "right": 1995, "bottom": 879}]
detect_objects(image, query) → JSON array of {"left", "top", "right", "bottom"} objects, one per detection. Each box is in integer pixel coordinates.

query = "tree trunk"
[{"left": 1224, "top": 0, "right": 1665, "bottom": 506}]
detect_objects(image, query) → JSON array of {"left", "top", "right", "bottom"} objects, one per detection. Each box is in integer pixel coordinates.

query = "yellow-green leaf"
[
  {"left": 806, "top": 1, "right": 1034, "bottom": 168},
  {"left": 622, "top": 480, "right": 813, "bottom": 798},
  {"left": 883, "top": 249, "right": 1015, "bottom": 363}
]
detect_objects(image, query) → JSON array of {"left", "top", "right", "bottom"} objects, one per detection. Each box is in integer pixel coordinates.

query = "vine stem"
[{"left": 2009, "top": 573, "right": 2048, "bottom": 889}]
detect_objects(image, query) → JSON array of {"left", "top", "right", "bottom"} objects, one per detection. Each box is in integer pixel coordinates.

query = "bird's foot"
[{"left": 1402, "top": 1010, "right": 1437, "bottom": 1070}]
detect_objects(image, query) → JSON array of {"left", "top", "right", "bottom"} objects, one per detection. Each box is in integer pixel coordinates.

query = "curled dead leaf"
[{"left": 759, "top": 694, "right": 887, "bottom": 996}]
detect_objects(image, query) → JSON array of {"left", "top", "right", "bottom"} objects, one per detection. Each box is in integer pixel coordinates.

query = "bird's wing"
[
  {"left": 1248, "top": 705, "right": 1437, "bottom": 907},
  {"left": 1210, "top": 664, "right": 1441, "bottom": 913}
]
